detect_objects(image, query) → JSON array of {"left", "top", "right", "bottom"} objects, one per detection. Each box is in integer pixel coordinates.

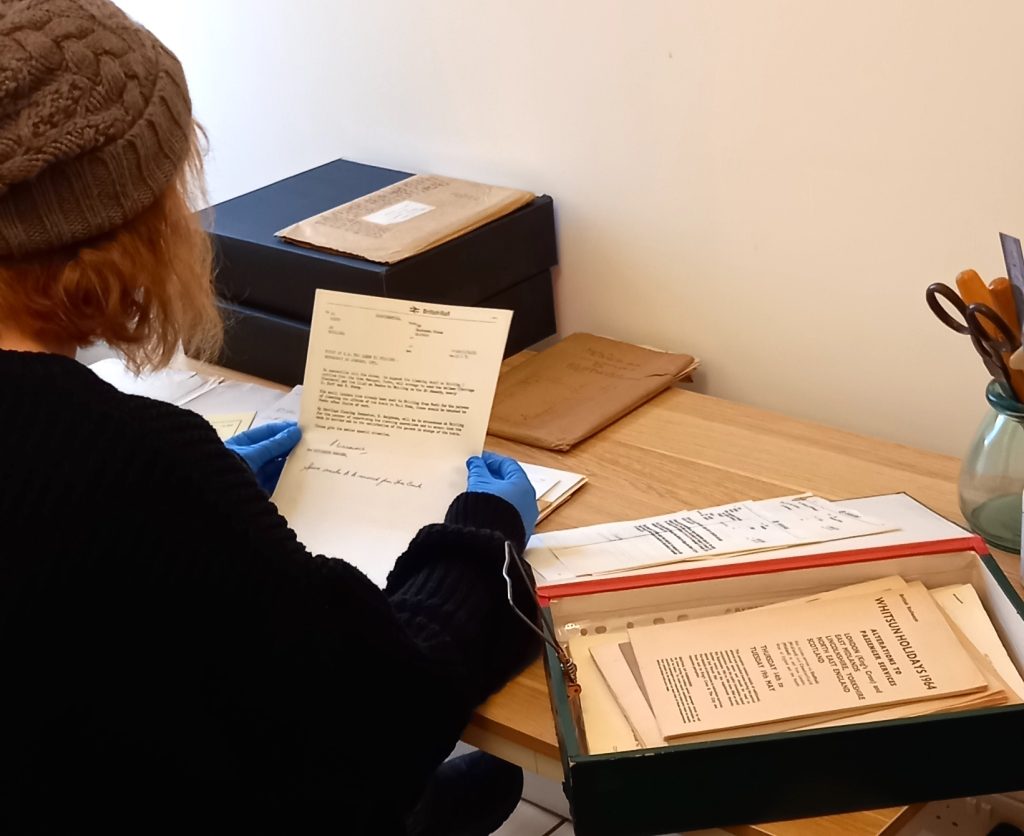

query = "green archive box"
[{"left": 537, "top": 519, "right": 1024, "bottom": 836}]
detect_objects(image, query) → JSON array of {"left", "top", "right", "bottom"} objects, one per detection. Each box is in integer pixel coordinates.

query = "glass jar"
[{"left": 958, "top": 380, "right": 1024, "bottom": 554}]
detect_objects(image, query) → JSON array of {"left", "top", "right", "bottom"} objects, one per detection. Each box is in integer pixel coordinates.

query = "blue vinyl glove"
[
  {"left": 224, "top": 420, "right": 302, "bottom": 495},
  {"left": 466, "top": 450, "right": 538, "bottom": 541}
]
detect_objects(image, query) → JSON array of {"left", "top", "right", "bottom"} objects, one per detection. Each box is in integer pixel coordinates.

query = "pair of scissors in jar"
[{"left": 926, "top": 281, "right": 1024, "bottom": 400}]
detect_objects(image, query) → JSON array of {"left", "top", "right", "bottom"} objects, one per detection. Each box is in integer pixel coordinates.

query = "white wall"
[{"left": 117, "top": 0, "right": 1024, "bottom": 456}]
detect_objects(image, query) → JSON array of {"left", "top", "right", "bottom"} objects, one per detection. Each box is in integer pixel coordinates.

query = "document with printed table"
[
  {"left": 271, "top": 289, "right": 511, "bottom": 587},
  {"left": 527, "top": 493, "right": 977, "bottom": 592}
]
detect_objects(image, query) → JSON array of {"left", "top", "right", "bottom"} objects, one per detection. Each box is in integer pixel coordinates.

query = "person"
[{"left": 0, "top": 1, "right": 541, "bottom": 833}]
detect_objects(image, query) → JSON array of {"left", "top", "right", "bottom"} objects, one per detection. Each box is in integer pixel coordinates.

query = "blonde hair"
[{"left": 0, "top": 124, "right": 222, "bottom": 372}]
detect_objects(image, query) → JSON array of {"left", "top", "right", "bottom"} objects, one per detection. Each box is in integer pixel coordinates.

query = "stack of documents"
[
  {"left": 520, "top": 463, "right": 587, "bottom": 523},
  {"left": 527, "top": 494, "right": 898, "bottom": 584},
  {"left": 89, "top": 357, "right": 224, "bottom": 406},
  {"left": 88, "top": 357, "right": 302, "bottom": 437},
  {"left": 582, "top": 576, "right": 1024, "bottom": 752}
]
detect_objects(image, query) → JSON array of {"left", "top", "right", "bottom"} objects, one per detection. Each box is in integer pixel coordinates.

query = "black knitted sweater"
[{"left": 0, "top": 350, "right": 540, "bottom": 835}]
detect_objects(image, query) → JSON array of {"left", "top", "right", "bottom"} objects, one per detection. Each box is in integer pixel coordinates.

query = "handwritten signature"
[{"left": 301, "top": 462, "right": 423, "bottom": 489}]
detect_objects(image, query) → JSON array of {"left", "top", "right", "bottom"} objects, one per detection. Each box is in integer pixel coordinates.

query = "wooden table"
[
  {"left": 467, "top": 382, "right": 1020, "bottom": 836},
  {"left": 189, "top": 357, "right": 1016, "bottom": 835}
]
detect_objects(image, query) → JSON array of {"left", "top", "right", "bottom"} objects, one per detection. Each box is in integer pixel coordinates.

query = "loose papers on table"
[
  {"left": 86, "top": 354, "right": 586, "bottom": 550},
  {"left": 88, "top": 357, "right": 301, "bottom": 432},
  {"left": 519, "top": 462, "right": 588, "bottom": 523},
  {"left": 527, "top": 494, "right": 895, "bottom": 582}
]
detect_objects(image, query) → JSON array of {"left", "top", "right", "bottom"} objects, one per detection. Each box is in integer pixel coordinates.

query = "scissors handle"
[
  {"left": 956, "top": 270, "right": 1003, "bottom": 339},
  {"left": 926, "top": 282, "right": 970, "bottom": 334},
  {"left": 965, "top": 303, "right": 1018, "bottom": 351},
  {"left": 965, "top": 302, "right": 1024, "bottom": 400}
]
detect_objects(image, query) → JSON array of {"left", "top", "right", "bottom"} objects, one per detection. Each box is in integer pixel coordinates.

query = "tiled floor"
[
  {"left": 445, "top": 739, "right": 733, "bottom": 835},
  {"left": 494, "top": 799, "right": 734, "bottom": 836},
  {"left": 493, "top": 799, "right": 565, "bottom": 835}
]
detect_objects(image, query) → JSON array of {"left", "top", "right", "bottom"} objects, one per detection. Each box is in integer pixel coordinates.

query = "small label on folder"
[{"left": 362, "top": 200, "right": 434, "bottom": 225}]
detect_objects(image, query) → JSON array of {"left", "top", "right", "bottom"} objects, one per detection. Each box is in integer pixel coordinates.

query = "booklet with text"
[{"left": 618, "top": 581, "right": 992, "bottom": 740}]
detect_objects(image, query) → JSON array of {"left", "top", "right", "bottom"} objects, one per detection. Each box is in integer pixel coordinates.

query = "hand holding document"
[{"left": 271, "top": 290, "right": 511, "bottom": 587}]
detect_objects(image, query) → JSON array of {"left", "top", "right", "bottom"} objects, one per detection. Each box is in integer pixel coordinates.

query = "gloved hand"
[
  {"left": 224, "top": 421, "right": 302, "bottom": 495},
  {"left": 466, "top": 450, "right": 538, "bottom": 541}
]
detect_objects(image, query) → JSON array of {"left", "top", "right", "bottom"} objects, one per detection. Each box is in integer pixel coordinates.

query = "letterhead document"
[{"left": 272, "top": 290, "right": 512, "bottom": 587}]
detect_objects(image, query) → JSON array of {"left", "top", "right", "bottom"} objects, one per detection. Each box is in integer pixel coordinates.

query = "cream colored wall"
[{"left": 119, "top": 0, "right": 1024, "bottom": 456}]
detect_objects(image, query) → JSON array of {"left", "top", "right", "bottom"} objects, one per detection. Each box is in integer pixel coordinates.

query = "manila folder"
[
  {"left": 275, "top": 174, "right": 534, "bottom": 264},
  {"left": 487, "top": 333, "right": 698, "bottom": 450}
]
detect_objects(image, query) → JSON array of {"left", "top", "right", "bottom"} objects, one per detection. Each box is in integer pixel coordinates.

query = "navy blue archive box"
[{"left": 201, "top": 159, "right": 558, "bottom": 385}]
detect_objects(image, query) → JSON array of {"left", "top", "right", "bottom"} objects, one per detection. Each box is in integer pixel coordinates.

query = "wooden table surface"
[
  {"left": 468, "top": 382, "right": 1020, "bottom": 835},
  {"left": 189, "top": 356, "right": 1017, "bottom": 835}
]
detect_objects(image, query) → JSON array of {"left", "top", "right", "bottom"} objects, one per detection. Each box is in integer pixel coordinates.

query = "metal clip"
[{"left": 502, "top": 540, "right": 581, "bottom": 696}]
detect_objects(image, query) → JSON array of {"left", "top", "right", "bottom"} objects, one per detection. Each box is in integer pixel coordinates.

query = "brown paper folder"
[
  {"left": 275, "top": 174, "right": 534, "bottom": 264},
  {"left": 488, "top": 333, "right": 699, "bottom": 450}
]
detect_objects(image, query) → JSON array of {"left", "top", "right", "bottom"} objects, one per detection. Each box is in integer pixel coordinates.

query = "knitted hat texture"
[{"left": 0, "top": 0, "right": 192, "bottom": 257}]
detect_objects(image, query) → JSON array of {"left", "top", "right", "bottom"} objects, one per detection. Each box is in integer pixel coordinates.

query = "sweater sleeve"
[
  {"left": 127, "top": 402, "right": 540, "bottom": 821},
  {"left": 385, "top": 490, "right": 540, "bottom": 706}
]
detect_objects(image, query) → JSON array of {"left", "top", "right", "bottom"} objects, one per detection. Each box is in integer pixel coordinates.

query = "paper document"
[
  {"left": 569, "top": 631, "right": 644, "bottom": 753},
  {"left": 519, "top": 462, "right": 588, "bottom": 523},
  {"left": 89, "top": 357, "right": 222, "bottom": 406},
  {"left": 585, "top": 578, "right": 914, "bottom": 752},
  {"left": 529, "top": 494, "right": 970, "bottom": 586},
  {"left": 628, "top": 582, "right": 987, "bottom": 739},
  {"left": 205, "top": 412, "right": 256, "bottom": 441},
  {"left": 520, "top": 464, "right": 563, "bottom": 500},
  {"left": 186, "top": 380, "right": 286, "bottom": 417},
  {"left": 584, "top": 575, "right": 1017, "bottom": 750},
  {"left": 88, "top": 358, "right": 291, "bottom": 425},
  {"left": 252, "top": 386, "right": 302, "bottom": 427},
  {"left": 271, "top": 290, "right": 512, "bottom": 587},
  {"left": 528, "top": 495, "right": 893, "bottom": 581},
  {"left": 931, "top": 583, "right": 1024, "bottom": 699}
]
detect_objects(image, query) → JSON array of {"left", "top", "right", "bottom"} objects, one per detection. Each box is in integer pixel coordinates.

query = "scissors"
[{"left": 926, "top": 281, "right": 1024, "bottom": 399}]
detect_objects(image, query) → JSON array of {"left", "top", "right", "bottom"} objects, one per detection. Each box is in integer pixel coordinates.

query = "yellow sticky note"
[{"left": 206, "top": 412, "right": 256, "bottom": 441}]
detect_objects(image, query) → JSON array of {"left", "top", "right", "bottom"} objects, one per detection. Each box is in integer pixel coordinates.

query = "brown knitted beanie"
[{"left": 0, "top": 0, "right": 192, "bottom": 258}]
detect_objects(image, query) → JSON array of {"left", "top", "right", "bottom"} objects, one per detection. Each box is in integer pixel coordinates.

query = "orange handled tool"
[
  {"left": 989, "top": 276, "right": 1021, "bottom": 337},
  {"left": 953, "top": 270, "right": 1024, "bottom": 399},
  {"left": 955, "top": 270, "right": 997, "bottom": 322}
]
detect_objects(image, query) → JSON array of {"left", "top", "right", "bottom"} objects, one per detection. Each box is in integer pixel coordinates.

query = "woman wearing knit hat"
[{"left": 0, "top": 2, "right": 540, "bottom": 834}]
